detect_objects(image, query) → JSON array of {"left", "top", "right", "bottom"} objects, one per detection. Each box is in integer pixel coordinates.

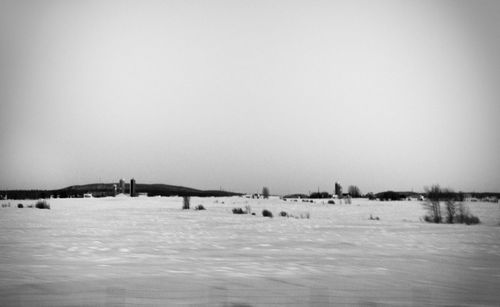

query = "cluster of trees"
[
  {"left": 376, "top": 191, "right": 405, "bottom": 201},
  {"left": 281, "top": 185, "right": 363, "bottom": 199},
  {"left": 347, "top": 186, "right": 361, "bottom": 198},
  {"left": 309, "top": 191, "right": 332, "bottom": 199},
  {"left": 423, "top": 185, "right": 480, "bottom": 224},
  {"left": 280, "top": 184, "right": 364, "bottom": 199},
  {"left": 308, "top": 185, "right": 362, "bottom": 198}
]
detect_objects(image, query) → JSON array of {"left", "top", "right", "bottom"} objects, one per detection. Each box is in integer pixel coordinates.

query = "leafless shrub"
[
  {"left": 423, "top": 185, "right": 480, "bottom": 225},
  {"left": 288, "top": 212, "right": 310, "bottom": 219},
  {"left": 35, "top": 200, "right": 50, "bottom": 209},
  {"left": 455, "top": 203, "right": 480, "bottom": 225},
  {"left": 445, "top": 200, "right": 456, "bottom": 223},
  {"left": 422, "top": 185, "right": 443, "bottom": 223},
  {"left": 232, "top": 208, "right": 245, "bottom": 214},
  {"left": 262, "top": 209, "right": 273, "bottom": 218}
]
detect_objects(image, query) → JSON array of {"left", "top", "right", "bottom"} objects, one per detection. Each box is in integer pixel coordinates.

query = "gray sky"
[{"left": 1, "top": 0, "right": 499, "bottom": 195}]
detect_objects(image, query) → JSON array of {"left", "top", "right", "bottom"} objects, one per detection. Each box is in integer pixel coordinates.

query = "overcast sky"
[{"left": 1, "top": 0, "right": 499, "bottom": 195}]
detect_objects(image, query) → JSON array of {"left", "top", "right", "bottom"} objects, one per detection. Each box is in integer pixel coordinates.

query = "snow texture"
[{"left": 0, "top": 197, "right": 499, "bottom": 306}]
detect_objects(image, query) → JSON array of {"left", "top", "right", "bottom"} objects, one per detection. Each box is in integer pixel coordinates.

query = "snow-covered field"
[{"left": 0, "top": 197, "right": 499, "bottom": 306}]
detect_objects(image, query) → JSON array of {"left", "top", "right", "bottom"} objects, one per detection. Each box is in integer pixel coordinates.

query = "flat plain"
[{"left": 1, "top": 197, "right": 499, "bottom": 306}]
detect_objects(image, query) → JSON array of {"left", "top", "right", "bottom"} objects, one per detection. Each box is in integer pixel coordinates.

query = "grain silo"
[{"left": 130, "top": 178, "right": 136, "bottom": 197}]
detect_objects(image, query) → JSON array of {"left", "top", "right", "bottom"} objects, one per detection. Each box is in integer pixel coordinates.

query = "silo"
[{"left": 130, "top": 178, "right": 136, "bottom": 197}]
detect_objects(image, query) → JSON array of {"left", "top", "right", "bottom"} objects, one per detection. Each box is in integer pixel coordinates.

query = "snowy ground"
[{"left": 0, "top": 197, "right": 499, "bottom": 306}]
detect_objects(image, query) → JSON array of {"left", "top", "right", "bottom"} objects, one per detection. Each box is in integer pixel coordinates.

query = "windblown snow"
[{"left": 0, "top": 197, "right": 499, "bottom": 306}]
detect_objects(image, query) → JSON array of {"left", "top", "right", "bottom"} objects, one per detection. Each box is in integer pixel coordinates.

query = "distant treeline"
[
  {"left": 0, "top": 190, "right": 55, "bottom": 200},
  {"left": 283, "top": 192, "right": 333, "bottom": 199},
  {"left": 0, "top": 183, "right": 242, "bottom": 200},
  {"left": 375, "top": 191, "right": 500, "bottom": 201},
  {"left": 283, "top": 191, "right": 344, "bottom": 199},
  {"left": 2, "top": 186, "right": 498, "bottom": 201},
  {"left": 282, "top": 190, "right": 500, "bottom": 201}
]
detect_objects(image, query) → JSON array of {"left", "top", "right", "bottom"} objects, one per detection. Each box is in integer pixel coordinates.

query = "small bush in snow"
[
  {"left": 35, "top": 200, "right": 50, "bottom": 209},
  {"left": 195, "top": 204, "right": 206, "bottom": 211},
  {"left": 232, "top": 208, "right": 245, "bottom": 214},
  {"left": 287, "top": 212, "right": 310, "bottom": 219},
  {"left": 463, "top": 215, "right": 480, "bottom": 225},
  {"left": 454, "top": 203, "right": 480, "bottom": 225},
  {"left": 18, "top": 204, "right": 23, "bottom": 208},
  {"left": 262, "top": 209, "right": 273, "bottom": 218},
  {"left": 422, "top": 185, "right": 444, "bottom": 223}
]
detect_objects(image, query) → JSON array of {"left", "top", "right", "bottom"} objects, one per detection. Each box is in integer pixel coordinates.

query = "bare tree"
[
  {"left": 182, "top": 196, "right": 190, "bottom": 210},
  {"left": 262, "top": 187, "right": 270, "bottom": 199},
  {"left": 423, "top": 185, "right": 443, "bottom": 223},
  {"left": 348, "top": 185, "right": 361, "bottom": 198},
  {"left": 445, "top": 199, "right": 456, "bottom": 223}
]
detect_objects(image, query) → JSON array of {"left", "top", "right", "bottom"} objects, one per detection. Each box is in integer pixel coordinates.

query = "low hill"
[{"left": 1, "top": 183, "right": 242, "bottom": 199}]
